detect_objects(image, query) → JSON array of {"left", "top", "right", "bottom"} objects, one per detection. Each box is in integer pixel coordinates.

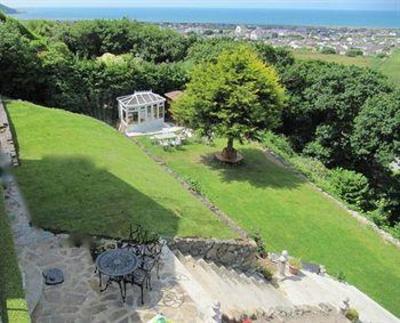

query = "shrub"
[
  {"left": 291, "top": 156, "right": 330, "bottom": 183},
  {"left": 346, "top": 48, "right": 363, "bottom": 57},
  {"left": 320, "top": 47, "right": 336, "bottom": 54},
  {"left": 260, "top": 266, "right": 274, "bottom": 281},
  {"left": 288, "top": 257, "right": 302, "bottom": 269},
  {"left": 252, "top": 232, "right": 267, "bottom": 258},
  {"left": 256, "top": 259, "right": 276, "bottom": 281},
  {"left": 345, "top": 308, "right": 359, "bottom": 322},
  {"left": 263, "top": 131, "right": 295, "bottom": 160},
  {"left": 335, "top": 271, "right": 346, "bottom": 282},
  {"left": 184, "top": 176, "right": 204, "bottom": 195},
  {"left": 368, "top": 201, "right": 389, "bottom": 227},
  {"left": 329, "top": 168, "right": 370, "bottom": 210}
]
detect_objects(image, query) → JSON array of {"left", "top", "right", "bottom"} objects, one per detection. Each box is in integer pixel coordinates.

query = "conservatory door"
[
  {"left": 139, "top": 108, "right": 146, "bottom": 124},
  {"left": 127, "top": 111, "right": 138, "bottom": 125}
]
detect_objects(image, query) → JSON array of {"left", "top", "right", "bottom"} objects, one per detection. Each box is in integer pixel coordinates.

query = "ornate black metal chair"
[
  {"left": 125, "top": 259, "right": 156, "bottom": 305},
  {"left": 142, "top": 240, "right": 165, "bottom": 280}
]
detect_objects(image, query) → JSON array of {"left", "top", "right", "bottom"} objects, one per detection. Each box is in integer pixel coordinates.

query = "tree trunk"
[{"left": 222, "top": 137, "right": 237, "bottom": 161}]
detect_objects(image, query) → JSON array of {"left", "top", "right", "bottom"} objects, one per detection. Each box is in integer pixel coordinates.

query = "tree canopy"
[
  {"left": 352, "top": 91, "right": 400, "bottom": 170},
  {"left": 172, "top": 46, "right": 285, "bottom": 161}
]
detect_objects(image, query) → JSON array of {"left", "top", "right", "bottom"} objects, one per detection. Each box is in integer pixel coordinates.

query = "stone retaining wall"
[
  {"left": 0, "top": 98, "right": 18, "bottom": 167},
  {"left": 168, "top": 238, "right": 258, "bottom": 270}
]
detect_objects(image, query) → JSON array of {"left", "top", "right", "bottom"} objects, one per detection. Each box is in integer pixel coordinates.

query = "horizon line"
[{"left": 13, "top": 5, "right": 397, "bottom": 12}]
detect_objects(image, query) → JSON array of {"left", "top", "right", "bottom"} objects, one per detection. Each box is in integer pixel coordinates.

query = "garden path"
[{"left": 4, "top": 176, "right": 203, "bottom": 323}]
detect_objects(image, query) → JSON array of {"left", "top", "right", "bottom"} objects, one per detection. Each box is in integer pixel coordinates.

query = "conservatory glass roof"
[{"left": 117, "top": 91, "right": 166, "bottom": 108}]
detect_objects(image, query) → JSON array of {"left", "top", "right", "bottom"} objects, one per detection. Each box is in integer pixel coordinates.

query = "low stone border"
[
  {"left": 0, "top": 98, "right": 19, "bottom": 167},
  {"left": 21, "top": 262, "right": 43, "bottom": 314},
  {"left": 168, "top": 237, "right": 258, "bottom": 270},
  {"left": 264, "top": 148, "right": 400, "bottom": 250},
  {"left": 256, "top": 303, "right": 345, "bottom": 322}
]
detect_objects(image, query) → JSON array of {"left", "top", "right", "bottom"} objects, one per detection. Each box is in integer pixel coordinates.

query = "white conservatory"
[{"left": 117, "top": 91, "right": 166, "bottom": 135}]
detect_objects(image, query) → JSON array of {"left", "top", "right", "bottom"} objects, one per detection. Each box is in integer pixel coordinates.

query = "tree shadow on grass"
[
  {"left": 15, "top": 156, "right": 180, "bottom": 240},
  {"left": 200, "top": 147, "right": 305, "bottom": 189}
]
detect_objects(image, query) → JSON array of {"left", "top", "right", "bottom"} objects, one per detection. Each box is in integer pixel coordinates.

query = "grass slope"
[
  {"left": 374, "top": 49, "right": 400, "bottom": 84},
  {"left": 6, "top": 100, "right": 235, "bottom": 240},
  {"left": 140, "top": 138, "right": 400, "bottom": 317},
  {"left": 292, "top": 49, "right": 400, "bottom": 84},
  {"left": 0, "top": 187, "right": 30, "bottom": 323}
]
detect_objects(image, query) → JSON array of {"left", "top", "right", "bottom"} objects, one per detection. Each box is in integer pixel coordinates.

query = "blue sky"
[{"left": 3, "top": 0, "right": 399, "bottom": 10}]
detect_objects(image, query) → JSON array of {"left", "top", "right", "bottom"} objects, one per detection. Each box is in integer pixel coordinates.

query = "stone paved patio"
[{"left": 4, "top": 177, "right": 201, "bottom": 323}]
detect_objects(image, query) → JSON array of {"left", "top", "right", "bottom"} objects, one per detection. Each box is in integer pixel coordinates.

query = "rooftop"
[{"left": 117, "top": 91, "right": 165, "bottom": 108}]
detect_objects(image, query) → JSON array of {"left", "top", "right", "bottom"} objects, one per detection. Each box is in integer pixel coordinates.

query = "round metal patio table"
[{"left": 96, "top": 249, "right": 139, "bottom": 302}]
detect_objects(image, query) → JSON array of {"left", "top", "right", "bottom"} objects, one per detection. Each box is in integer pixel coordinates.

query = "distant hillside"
[{"left": 0, "top": 3, "right": 17, "bottom": 14}]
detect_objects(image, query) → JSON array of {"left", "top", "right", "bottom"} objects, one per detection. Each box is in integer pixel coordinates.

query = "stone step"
[
  {"left": 211, "top": 264, "right": 278, "bottom": 309},
  {"left": 197, "top": 259, "right": 255, "bottom": 311},
  {"left": 205, "top": 261, "right": 266, "bottom": 311},
  {"left": 210, "top": 264, "right": 246, "bottom": 294},
  {"left": 306, "top": 273, "right": 400, "bottom": 323},
  {"left": 166, "top": 248, "right": 216, "bottom": 321},
  {"left": 184, "top": 257, "right": 227, "bottom": 304},
  {"left": 192, "top": 258, "right": 293, "bottom": 313},
  {"left": 174, "top": 249, "right": 186, "bottom": 263}
]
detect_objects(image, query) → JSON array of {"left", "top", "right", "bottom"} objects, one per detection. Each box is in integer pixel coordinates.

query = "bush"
[
  {"left": 256, "top": 258, "right": 276, "bottom": 281},
  {"left": 335, "top": 271, "right": 346, "bottom": 282},
  {"left": 288, "top": 257, "right": 302, "bottom": 269},
  {"left": 320, "top": 47, "right": 336, "bottom": 54},
  {"left": 292, "top": 156, "right": 330, "bottom": 181},
  {"left": 345, "top": 308, "right": 359, "bottom": 322},
  {"left": 329, "top": 168, "right": 370, "bottom": 209},
  {"left": 260, "top": 266, "right": 274, "bottom": 281},
  {"left": 346, "top": 48, "right": 363, "bottom": 57},
  {"left": 262, "top": 131, "right": 295, "bottom": 160},
  {"left": 252, "top": 232, "right": 267, "bottom": 258},
  {"left": 184, "top": 176, "right": 204, "bottom": 195}
]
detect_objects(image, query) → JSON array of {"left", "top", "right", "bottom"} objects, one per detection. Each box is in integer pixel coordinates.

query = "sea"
[{"left": 11, "top": 7, "right": 400, "bottom": 28}]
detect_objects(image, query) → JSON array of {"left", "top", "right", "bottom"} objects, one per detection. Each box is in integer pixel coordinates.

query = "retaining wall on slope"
[
  {"left": 168, "top": 237, "right": 258, "bottom": 270},
  {"left": 0, "top": 98, "right": 18, "bottom": 167}
]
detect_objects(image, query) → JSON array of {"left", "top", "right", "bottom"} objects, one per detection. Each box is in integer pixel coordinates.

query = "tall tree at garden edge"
[{"left": 172, "top": 46, "right": 285, "bottom": 162}]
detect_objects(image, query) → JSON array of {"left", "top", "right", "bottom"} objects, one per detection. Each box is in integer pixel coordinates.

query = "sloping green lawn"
[
  {"left": 373, "top": 49, "right": 400, "bottom": 84},
  {"left": 0, "top": 187, "right": 30, "bottom": 323},
  {"left": 140, "top": 138, "right": 400, "bottom": 317},
  {"left": 292, "top": 49, "right": 400, "bottom": 84},
  {"left": 6, "top": 100, "right": 235, "bottom": 240}
]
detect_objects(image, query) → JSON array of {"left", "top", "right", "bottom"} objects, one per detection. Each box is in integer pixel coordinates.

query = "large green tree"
[
  {"left": 351, "top": 91, "right": 400, "bottom": 224},
  {"left": 172, "top": 46, "right": 285, "bottom": 161},
  {"left": 280, "top": 60, "right": 391, "bottom": 167},
  {"left": 352, "top": 91, "right": 400, "bottom": 171}
]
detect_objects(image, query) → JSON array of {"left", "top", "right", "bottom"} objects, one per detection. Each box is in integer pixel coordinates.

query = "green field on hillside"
[
  {"left": 139, "top": 137, "right": 400, "bottom": 317},
  {"left": 293, "top": 49, "right": 400, "bottom": 84},
  {"left": 0, "top": 187, "right": 30, "bottom": 323},
  {"left": 6, "top": 100, "right": 235, "bottom": 240}
]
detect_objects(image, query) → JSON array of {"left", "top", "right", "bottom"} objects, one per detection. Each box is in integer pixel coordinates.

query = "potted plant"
[
  {"left": 288, "top": 258, "right": 302, "bottom": 275},
  {"left": 345, "top": 308, "right": 359, "bottom": 322}
]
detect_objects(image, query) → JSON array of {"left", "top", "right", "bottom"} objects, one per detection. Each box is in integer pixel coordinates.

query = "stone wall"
[
  {"left": 0, "top": 98, "right": 18, "bottom": 167},
  {"left": 168, "top": 238, "right": 258, "bottom": 270}
]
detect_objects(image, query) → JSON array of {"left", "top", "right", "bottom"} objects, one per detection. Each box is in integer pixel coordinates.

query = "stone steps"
[
  {"left": 175, "top": 251, "right": 293, "bottom": 316},
  {"left": 279, "top": 270, "right": 400, "bottom": 323},
  {"left": 175, "top": 251, "right": 396, "bottom": 322}
]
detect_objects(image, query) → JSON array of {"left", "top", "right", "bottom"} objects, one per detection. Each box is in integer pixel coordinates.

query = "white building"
[
  {"left": 234, "top": 25, "right": 247, "bottom": 38},
  {"left": 117, "top": 91, "right": 166, "bottom": 136}
]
